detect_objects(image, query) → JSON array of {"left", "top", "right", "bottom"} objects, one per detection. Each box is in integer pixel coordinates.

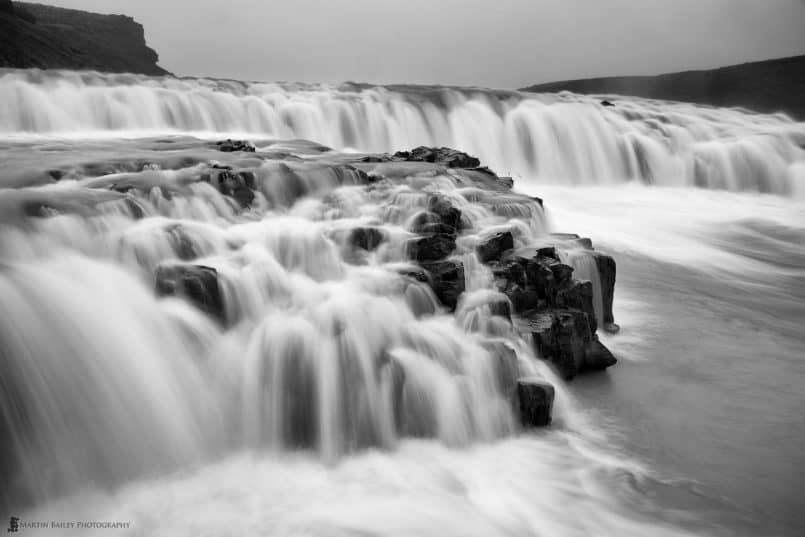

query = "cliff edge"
[{"left": 0, "top": 1, "right": 170, "bottom": 75}]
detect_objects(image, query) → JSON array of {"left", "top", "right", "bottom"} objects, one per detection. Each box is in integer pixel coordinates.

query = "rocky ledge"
[
  {"left": 182, "top": 142, "right": 617, "bottom": 424},
  {"left": 31, "top": 140, "right": 619, "bottom": 429}
]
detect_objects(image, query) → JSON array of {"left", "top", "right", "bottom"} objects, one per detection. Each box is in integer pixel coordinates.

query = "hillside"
[
  {"left": 521, "top": 55, "right": 805, "bottom": 120},
  {"left": 0, "top": 1, "right": 170, "bottom": 75}
]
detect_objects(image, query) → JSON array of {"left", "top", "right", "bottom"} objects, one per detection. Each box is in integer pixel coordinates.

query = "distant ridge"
[
  {"left": 521, "top": 55, "right": 805, "bottom": 120},
  {"left": 0, "top": 1, "right": 170, "bottom": 75}
]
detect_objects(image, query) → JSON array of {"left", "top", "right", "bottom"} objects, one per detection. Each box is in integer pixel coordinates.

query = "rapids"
[
  {"left": 1, "top": 70, "right": 804, "bottom": 537},
  {"left": 1, "top": 69, "right": 805, "bottom": 194}
]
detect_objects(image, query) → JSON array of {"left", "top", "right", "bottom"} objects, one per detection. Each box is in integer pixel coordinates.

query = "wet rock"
[
  {"left": 584, "top": 337, "right": 618, "bottom": 371},
  {"left": 601, "top": 100, "right": 615, "bottom": 107},
  {"left": 556, "top": 279, "right": 597, "bottom": 334},
  {"left": 517, "top": 377, "right": 555, "bottom": 427},
  {"left": 349, "top": 227, "right": 385, "bottom": 251},
  {"left": 421, "top": 260, "right": 465, "bottom": 311},
  {"left": 536, "top": 246, "right": 559, "bottom": 261},
  {"left": 393, "top": 146, "right": 481, "bottom": 169},
  {"left": 155, "top": 264, "right": 225, "bottom": 323},
  {"left": 215, "top": 139, "right": 256, "bottom": 153},
  {"left": 593, "top": 253, "right": 617, "bottom": 328},
  {"left": 518, "top": 309, "right": 615, "bottom": 379},
  {"left": 205, "top": 168, "right": 255, "bottom": 208},
  {"left": 407, "top": 233, "right": 456, "bottom": 262},
  {"left": 427, "top": 195, "right": 462, "bottom": 232},
  {"left": 519, "top": 310, "right": 593, "bottom": 380},
  {"left": 359, "top": 155, "right": 392, "bottom": 163},
  {"left": 411, "top": 211, "right": 442, "bottom": 234},
  {"left": 481, "top": 341, "right": 519, "bottom": 398},
  {"left": 547, "top": 260, "right": 574, "bottom": 285},
  {"left": 477, "top": 231, "right": 514, "bottom": 264}
]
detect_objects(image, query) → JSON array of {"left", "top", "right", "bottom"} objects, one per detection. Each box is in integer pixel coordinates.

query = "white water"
[
  {"left": 2, "top": 70, "right": 804, "bottom": 536},
  {"left": 2, "top": 69, "right": 804, "bottom": 194}
]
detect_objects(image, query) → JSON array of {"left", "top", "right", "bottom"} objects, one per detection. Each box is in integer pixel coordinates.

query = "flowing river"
[{"left": 1, "top": 69, "right": 804, "bottom": 537}]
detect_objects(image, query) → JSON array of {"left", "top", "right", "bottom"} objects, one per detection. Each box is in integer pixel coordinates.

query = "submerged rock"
[
  {"left": 349, "top": 227, "right": 385, "bottom": 251},
  {"left": 517, "top": 377, "right": 555, "bottom": 427},
  {"left": 155, "top": 264, "right": 225, "bottom": 323},
  {"left": 421, "top": 260, "right": 465, "bottom": 311}
]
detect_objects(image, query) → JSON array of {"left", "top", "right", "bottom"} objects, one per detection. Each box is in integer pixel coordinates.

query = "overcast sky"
[{"left": 42, "top": 0, "right": 805, "bottom": 88}]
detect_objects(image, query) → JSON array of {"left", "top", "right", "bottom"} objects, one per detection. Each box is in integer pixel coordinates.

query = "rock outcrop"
[
  {"left": 155, "top": 264, "right": 225, "bottom": 324},
  {"left": 0, "top": 1, "right": 170, "bottom": 75},
  {"left": 517, "top": 378, "right": 555, "bottom": 427}
]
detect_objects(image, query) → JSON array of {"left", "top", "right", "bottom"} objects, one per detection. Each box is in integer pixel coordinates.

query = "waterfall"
[
  {"left": 0, "top": 140, "right": 563, "bottom": 511},
  {"left": 1, "top": 69, "right": 804, "bottom": 195}
]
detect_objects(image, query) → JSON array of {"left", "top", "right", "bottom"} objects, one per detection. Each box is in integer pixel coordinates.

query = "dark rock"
[
  {"left": 477, "top": 231, "right": 514, "bottom": 264},
  {"left": 601, "top": 100, "right": 615, "bottom": 107},
  {"left": 421, "top": 260, "right": 465, "bottom": 311},
  {"left": 215, "top": 139, "right": 256, "bottom": 153},
  {"left": 519, "top": 309, "right": 616, "bottom": 379},
  {"left": 428, "top": 195, "right": 462, "bottom": 232},
  {"left": 520, "top": 310, "right": 593, "bottom": 380},
  {"left": 584, "top": 337, "right": 618, "bottom": 371},
  {"left": 517, "top": 377, "right": 555, "bottom": 427},
  {"left": 349, "top": 227, "right": 385, "bottom": 251},
  {"left": 155, "top": 264, "right": 225, "bottom": 323},
  {"left": 547, "top": 261, "right": 574, "bottom": 284},
  {"left": 410, "top": 211, "right": 441, "bottom": 234},
  {"left": 407, "top": 234, "right": 456, "bottom": 262},
  {"left": 556, "top": 280, "right": 597, "bottom": 334},
  {"left": 393, "top": 146, "right": 481, "bottom": 169},
  {"left": 536, "top": 246, "right": 559, "bottom": 260},
  {"left": 0, "top": 1, "right": 13, "bottom": 15},
  {"left": 593, "top": 253, "right": 617, "bottom": 327},
  {"left": 214, "top": 169, "right": 255, "bottom": 208},
  {"left": 360, "top": 155, "right": 392, "bottom": 163}
]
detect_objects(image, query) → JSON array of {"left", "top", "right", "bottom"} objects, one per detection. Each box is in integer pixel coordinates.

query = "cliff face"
[
  {"left": 0, "top": 1, "right": 170, "bottom": 75},
  {"left": 521, "top": 55, "right": 805, "bottom": 121}
]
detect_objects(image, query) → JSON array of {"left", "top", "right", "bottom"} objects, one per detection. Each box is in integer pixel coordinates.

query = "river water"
[{"left": 1, "top": 69, "right": 804, "bottom": 537}]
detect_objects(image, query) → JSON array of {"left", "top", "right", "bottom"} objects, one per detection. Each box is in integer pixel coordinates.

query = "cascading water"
[
  {"left": 2, "top": 69, "right": 804, "bottom": 194},
  {"left": 2, "top": 69, "right": 804, "bottom": 537}
]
